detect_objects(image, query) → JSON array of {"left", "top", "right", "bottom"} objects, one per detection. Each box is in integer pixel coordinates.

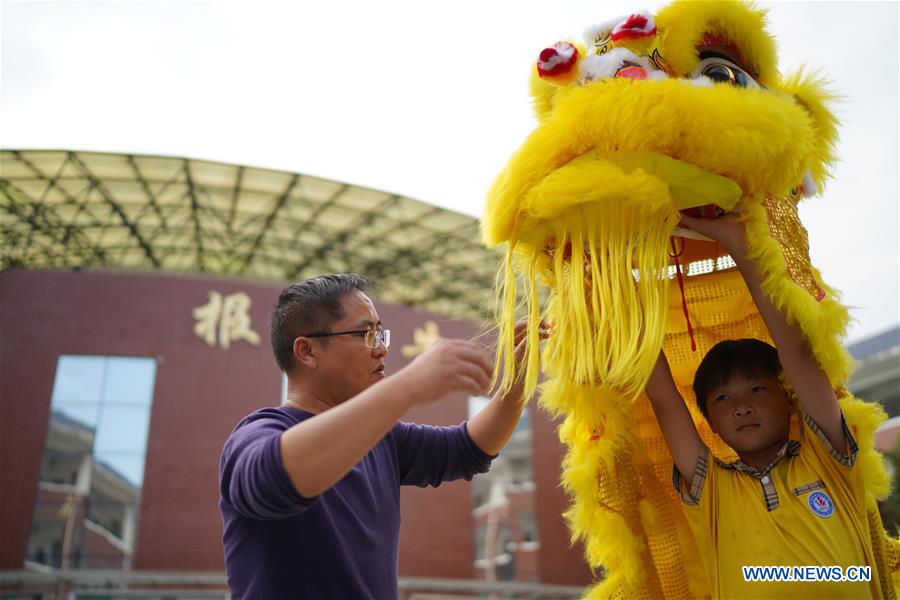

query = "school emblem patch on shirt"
[{"left": 808, "top": 491, "right": 834, "bottom": 517}]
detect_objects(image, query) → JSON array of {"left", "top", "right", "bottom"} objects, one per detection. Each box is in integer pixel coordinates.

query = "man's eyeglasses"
[{"left": 302, "top": 329, "right": 391, "bottom": 349}]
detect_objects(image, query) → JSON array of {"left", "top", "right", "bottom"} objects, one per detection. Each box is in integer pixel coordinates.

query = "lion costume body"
[{"left": 482, "top": 1, "right": 900, "bottom": 597}]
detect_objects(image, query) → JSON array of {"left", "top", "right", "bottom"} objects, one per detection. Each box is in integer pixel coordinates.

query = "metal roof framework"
[{"left": 1, "top": 150, "right": 502, "bottom": 320}]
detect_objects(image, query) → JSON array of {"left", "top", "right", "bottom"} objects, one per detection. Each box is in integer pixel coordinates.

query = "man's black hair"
[
  {"left": 693, "top": 338, "right": 782, "bottom": 418},
  {"left": 270, "top": 273, "right": 373, "bottom": 373}
]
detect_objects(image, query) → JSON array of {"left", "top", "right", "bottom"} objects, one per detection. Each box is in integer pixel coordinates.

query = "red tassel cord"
[{"left": 669, "top": 237, "right": 697, "bottom": 352}]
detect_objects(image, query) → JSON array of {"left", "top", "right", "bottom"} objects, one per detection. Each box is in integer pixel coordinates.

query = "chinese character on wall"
[
  {"left": 192, "top": 291, "right": 260, "bottom": 350},
  {"left": 402, "top": 321, "right": 442, "bottom": 358}
]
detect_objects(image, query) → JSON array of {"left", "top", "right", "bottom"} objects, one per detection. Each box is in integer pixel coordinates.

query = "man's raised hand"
[{"left": 398, "top": 339, "right": 494, "bottom": 404}]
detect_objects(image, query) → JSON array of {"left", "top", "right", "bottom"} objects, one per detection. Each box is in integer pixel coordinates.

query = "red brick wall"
[{"left": 0, "top": 271, "right": 58, "bottom": 567}]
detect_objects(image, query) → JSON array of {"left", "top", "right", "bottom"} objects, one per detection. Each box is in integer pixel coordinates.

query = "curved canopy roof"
[{"left": 1, "top": 150, "right": 500, "bottom": 320}]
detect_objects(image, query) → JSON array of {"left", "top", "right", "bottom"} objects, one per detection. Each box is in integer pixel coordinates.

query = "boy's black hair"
[{"left": 693, "top": 338, "right": 782, "bottom": 418}]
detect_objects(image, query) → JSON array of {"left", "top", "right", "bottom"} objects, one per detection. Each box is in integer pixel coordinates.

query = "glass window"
[
  {"left": 517, "top": 510, "right": 537, "bottom": 542},
  {"left": 94, "top": 404, "right": 152, "bottom": 486},
  {"left": 52, "top": 356, "right": 106, "bottom": 404},
  {"left": 102, "top": 357, "right": 156, "bottom": 406},
  {"left": 26, "top": 355, "right": 157, "bottom": 570}
]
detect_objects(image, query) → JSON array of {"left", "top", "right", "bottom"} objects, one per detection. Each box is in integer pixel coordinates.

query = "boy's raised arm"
[
  {"left": 646, "top": 351, "right": 704, "bottom": 484},
  {"left": 679, "top": 213, "right": 845, "bottom": 452}
]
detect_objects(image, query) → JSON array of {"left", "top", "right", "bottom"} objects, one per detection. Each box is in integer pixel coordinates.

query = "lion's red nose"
[{"left": 615, "top": 66, "right": 648, "bottom": 80}]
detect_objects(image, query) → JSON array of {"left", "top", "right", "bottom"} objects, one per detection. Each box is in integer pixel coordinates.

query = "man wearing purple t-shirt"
[{"left": 219, "top": 273, "right": 546, "bottom": 599}]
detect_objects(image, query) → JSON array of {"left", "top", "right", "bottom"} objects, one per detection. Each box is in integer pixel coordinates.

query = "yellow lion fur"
[
  {"left": 655, "top": 0, "right": 779, "bottom": 86},
  {"left": 483, "top": 0, "right": 899, "bottom": 597}
]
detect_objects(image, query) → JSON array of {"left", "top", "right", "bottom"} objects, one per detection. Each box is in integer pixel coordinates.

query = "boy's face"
[{"left": 705, "top": 373, "right": 792, "bottom": 456}]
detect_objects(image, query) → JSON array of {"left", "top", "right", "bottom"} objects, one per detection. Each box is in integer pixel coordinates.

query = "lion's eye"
[
  {"left": 702, "top": 63, "right": 756, "bottom": 88},
  {"left": 692, "top": 55, "right": 759, "bottom": 89},
  {"left": 703, "top": 64, "right": 735, "bottom": 83}
]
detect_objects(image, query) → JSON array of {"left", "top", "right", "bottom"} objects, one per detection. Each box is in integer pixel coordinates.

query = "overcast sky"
[{"left": 2, "top": 0, "right": 897, "bottom": 343}]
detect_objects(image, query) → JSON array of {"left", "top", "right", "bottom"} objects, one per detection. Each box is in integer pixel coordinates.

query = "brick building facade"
[{"left": 0, "top": 268, "right": 591, "bottom": 596}]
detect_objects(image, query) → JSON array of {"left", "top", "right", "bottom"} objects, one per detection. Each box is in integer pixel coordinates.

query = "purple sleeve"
[
  {"left": 219, "top": 411, "right": 314, "bottom": 520},
  {"left": 394, "top": 421, "right": 496, "bottom": 487}
]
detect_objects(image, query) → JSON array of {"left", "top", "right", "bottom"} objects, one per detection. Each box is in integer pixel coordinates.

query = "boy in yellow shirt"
[{"left": 646, "top": 212, "right": 880, "bottom": 599}]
